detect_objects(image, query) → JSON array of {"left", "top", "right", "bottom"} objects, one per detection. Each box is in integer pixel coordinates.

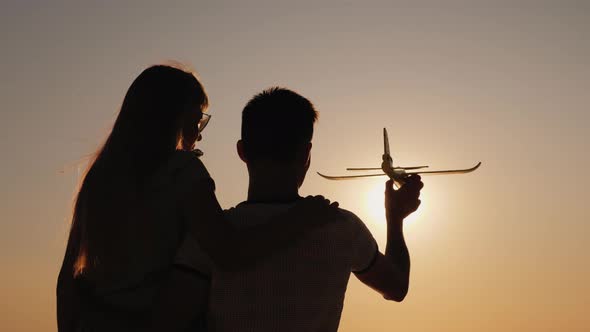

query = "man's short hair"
[{"left": 241, "top": 87, "right": 318, "bottom": 162}]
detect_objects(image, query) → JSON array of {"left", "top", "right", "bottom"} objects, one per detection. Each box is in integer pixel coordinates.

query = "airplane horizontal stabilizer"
[{"left": 317, "top": 172, "right": 387, "bottom": 180}]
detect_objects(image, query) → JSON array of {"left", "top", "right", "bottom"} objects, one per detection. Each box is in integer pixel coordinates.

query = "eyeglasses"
[{"left": 198, "top": 113, "right": 211, "bottom": 133}]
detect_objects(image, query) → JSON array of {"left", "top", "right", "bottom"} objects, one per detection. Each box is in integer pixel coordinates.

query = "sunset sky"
[{"left": 1, "top": 1, "right": 589, "bottom": 331}]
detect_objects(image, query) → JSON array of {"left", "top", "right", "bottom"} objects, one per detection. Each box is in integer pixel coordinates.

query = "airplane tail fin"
[
  {"left": 383, "top": 128, "right": 390, "bottom": 157},
  {"left": 382, "top": 128, "right": 393, "bottom": 167}
]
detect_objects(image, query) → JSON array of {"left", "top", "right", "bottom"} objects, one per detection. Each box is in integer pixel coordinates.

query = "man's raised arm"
[{"left": 354, "top": 175, "right": 423, "bottom": 301}]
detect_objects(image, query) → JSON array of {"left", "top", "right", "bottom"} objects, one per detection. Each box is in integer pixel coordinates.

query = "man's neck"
[{"left": 246, "top": 165, "right": 301, "bottom": 203}]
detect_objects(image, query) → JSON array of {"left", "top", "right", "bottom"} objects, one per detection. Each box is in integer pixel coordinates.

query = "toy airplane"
[{"left": 317, "top": 128, "right": 481, "bottom": 187}]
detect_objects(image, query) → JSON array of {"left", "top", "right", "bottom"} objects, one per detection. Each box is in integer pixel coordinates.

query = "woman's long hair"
[{"left": 68, "top": 65, "right": 208, "bottom": 281}]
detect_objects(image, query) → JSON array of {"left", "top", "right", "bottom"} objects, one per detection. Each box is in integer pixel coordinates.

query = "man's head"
[{"left": 238, "top": 87, "right": 318, "bottom": 187}]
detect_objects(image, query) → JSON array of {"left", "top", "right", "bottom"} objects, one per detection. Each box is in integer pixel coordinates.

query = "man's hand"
[{"left": 385, "top": 175, "right": 423, "bottom": 221}]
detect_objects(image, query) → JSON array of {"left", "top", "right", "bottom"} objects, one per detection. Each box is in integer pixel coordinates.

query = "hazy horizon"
[{"left": 1, "top": 1, "right": 589, "bottom": 331}]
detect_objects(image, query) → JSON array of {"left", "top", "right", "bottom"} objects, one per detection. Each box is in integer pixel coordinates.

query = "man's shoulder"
[
  {"left": 225, "top": 202, "right": 359, "bottom": 216},
  {"left": 222, "top": 202, "right": 296, "bottom": 227},
  {"left": 331, "top": 207, "right": 371, "bottom": 235},
  {"left": 222, "top": 201, "right": 368, "bottom": 235},
  {"left": 334, "top": 207, "right": 362, "bottom": 222},
  {"left": 224, "top": 202, "right": 362, "bottom": 218}
]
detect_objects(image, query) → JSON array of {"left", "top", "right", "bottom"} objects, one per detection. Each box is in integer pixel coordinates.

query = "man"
[{"left": 204, "top": 87, "right": 423, "bottom": 331}]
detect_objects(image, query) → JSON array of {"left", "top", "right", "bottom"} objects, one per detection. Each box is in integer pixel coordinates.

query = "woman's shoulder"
[
  {"left": 151, "top": 150, "right": 212, "bottom": 188},
  {"left": 170, "top": 150, "right": 210, "bottom": 177},
  {"left": 172, "top": 150, "right": 212, "bottom": 181}
]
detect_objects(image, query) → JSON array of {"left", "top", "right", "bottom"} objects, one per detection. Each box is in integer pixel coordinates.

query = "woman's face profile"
[{"left": 179, "top": 101, "right": 205, "bottom": 151}]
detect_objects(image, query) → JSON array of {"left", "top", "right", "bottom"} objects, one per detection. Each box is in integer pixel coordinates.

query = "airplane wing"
[
  {"left": 347, "top": 166, "right": 429, "bottom": 171},
  {"left": 317, "top": 172, "right": 387, "bottom": 180},
  {"left": 406, "top": 162, "right": 481, "bottom": 175}
]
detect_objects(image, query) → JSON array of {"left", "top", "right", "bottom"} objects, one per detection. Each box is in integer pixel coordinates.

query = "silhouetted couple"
[{"left": 57, "top": 64, "right": 423, "bottom": 332}]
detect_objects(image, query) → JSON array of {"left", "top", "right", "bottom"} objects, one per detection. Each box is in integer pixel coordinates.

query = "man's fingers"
[
  {"left": 408, "top": 174, "right": 421, "bottom": 181},
  {"left": 405, "top": 175, "right": 423, "bottom": 190},
  {"left": 405, "top": 174, "right": 422, "bottom": 182},
  {"left": 401, "top": 180, "right": 423, "bottom": 199},
  {"left": 406, "top": 199, "right": 421, "bottom": 214},
  {"left": 385, "top": 179, "right": 394, "bottom": 191},
  {"left": 385, "top": 179, "right": 394, "bottom": 197},
  {"left": 416, "top": 179, "right": 424, "bottom": 191}
]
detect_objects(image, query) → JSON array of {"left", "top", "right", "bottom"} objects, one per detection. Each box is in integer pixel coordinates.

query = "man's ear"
[
  {"left": 304, "top": 142, "right": 312, "bottom": 166},
  {"left": 237, "top": 140, "right": 247, "bottom": 163}
]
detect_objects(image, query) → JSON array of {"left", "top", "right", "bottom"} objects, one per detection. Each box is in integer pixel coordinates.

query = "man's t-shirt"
[{"left": 201, "top": 201, "right": 378, "bottom": 332}]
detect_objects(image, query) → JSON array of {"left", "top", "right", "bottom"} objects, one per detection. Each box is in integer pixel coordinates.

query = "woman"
[{"left": 56, "top": 64, "right": 338, "bottom": 331}]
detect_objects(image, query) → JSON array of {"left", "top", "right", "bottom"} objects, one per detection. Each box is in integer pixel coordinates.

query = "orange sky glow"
[{"left": 1, "top": 1, "right": 589, "bottom": 331}]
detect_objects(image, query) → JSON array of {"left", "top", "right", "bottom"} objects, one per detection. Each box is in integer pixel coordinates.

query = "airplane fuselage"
[{"left": 382, "top": 153, "right": 406, "bottom": 187}]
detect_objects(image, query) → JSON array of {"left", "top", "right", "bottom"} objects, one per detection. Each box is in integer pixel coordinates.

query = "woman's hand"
[
  {"left": 304, "top": 195, "right": 339, "bottom": 208},
  {"left": 282, "top": 195, "right": 342, "bottom": 230}
]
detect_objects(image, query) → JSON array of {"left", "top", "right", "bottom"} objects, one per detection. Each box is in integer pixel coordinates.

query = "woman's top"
[{"left": 76, "top": 150, "right": 211, "bottom": 331}]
